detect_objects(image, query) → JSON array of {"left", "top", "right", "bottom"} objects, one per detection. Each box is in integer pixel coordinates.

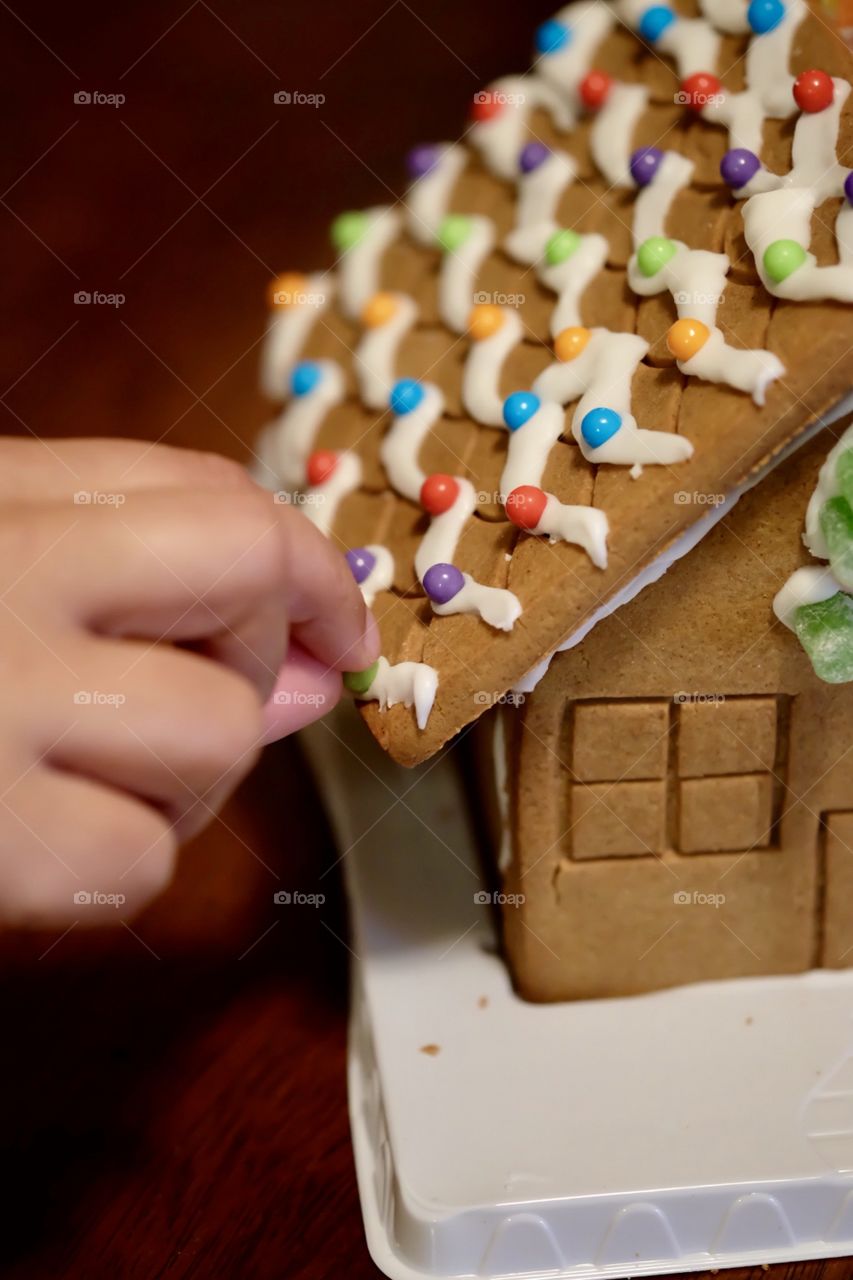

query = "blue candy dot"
[
  {"left": 747, "top": 0, "right": 785, "bottom": 33},
  {"left": 638, "top": 5, "right": 676, "bottom": 42},
  {"left": 503, "top": 391, "right": 541, "bottom": 432},
  {"left": 390, "top": 378, "right": 425, "bottom": 416},
  {"left": 291, "top": 361, "right": 321, "bottom": 397},
  {"left": 581, "top": 407, "right": 622, "bottom": 449},
  {"left": 535, "top": 19, "right": 570, "bottom": 55}
]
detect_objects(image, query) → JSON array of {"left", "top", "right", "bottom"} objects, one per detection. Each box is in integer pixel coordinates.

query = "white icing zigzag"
[
  {"left": 354, "top": 292, "right": 418, "bottom": 410},
  {"left": 469, "top": 75, "right": 572, "bottom": 179},
  {"left": 355, "top": 544, "right": 395, "bottom": 608},
  {"left": 255, "top": 359, "right": 346, "bottom": 491},
  {"left": 462, "top": 306, "right": 525, "bottom": 427},
  {"left": 505, "top": 150, "right": 576, "bottom": 263},
  {"left": 303, "top": 450, "right": 362, "bottom": 538},
  {"left": 405, "top": 144, "right": 468, "bottom": 246},
  {"left": 337, "top": 207, "right": 401, "bottom": 320},
  {"left": 260, "top": 272, "right": 332, "bottom": 401},
  {"left": 355, "top": 656, "right": 439, "bottom": 730},
  {"left": 438, "top": 215, "right": 496, "bottom": 332},
  {"left": 379, "top": 381, "right": 445, "bottom": 502}
]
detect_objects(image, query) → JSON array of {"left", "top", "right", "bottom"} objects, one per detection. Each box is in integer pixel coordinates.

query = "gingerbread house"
[{"left": 254, "top": 0, "right": 853, "bottom": 999}]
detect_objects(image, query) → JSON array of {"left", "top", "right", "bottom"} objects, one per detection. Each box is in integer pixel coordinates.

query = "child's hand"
[{"left": 0, "top": 438, "right": 379, "bottom": 924}]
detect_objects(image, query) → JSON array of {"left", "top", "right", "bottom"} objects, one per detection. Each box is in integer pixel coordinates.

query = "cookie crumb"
[
  {"left": 477, "top": 996, "right": 489, "bottom": 1009},
  {"left": 420, "top": 1043, "right": 441, "bottom": 1056}
]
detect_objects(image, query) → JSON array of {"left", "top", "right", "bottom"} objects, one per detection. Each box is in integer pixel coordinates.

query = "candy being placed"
[
  {"left": 406, "top": 144, "right": 440, "bottom": 179},
  {"left": 747, "top": 0, "right": 785, "bottom": 34},
  {"left": 519, "top": 141, "right": 550, "bottom": 174},
  {"left": 423, "top": 563, "right": 465, "bottom": 604},
  {"left": 579, "top": 70, "right": 612, "bottom": 110},
  {"left": 667, "top": 318, "right": 711, "bottom": 361},
  {"left": 819, "top": 496, "right": 853, "bottom": 590},
  {"left": 306, "top": 449, "right": 338, "bottom": 487},
  {"left": 390, "top": 378, "right": 425, "bottom": 415},
  {"left": 503, "top": 392, "right": 541, "bottom": 431},
  {"left": 554, "top": 326, "right": 591, "bottom": 362},
  {"left": 291, "top": 361, "right": 322, "bottom": 397},
  {"left": 546, "top": 228, "right": 582, "bottom": 265},
  {"left": 505, "top": 485, "right": 548, "bottom": 531},
  {"left": 580, "top": 407, "right": 622, "bottom": 448},
  {"left": 535, "top": 19, "right": 570, "bottom": 54},
  {"left": 793, "top": 68, "right": 834, "bottom": 113},
  {"left": 629, "top": 147, "right": 664, "bottom": 187},
  {"left": 793, "top": 592, "right": 853, "bottom": 683},
  {"left": 763, "top": 239, "right": 808, "bottom": 283},
  {"left": 680, "top": 72, "right": 723, "bottom": 111},
  {"left": 420, "top": 473, "right": 459, "bottom": 516},
  {"left": 638, "top": 5, "right": 676, "bottom": 42},
  {"left": 331, "top": 210, "right": 368, "bottom": 251},
  {"left": 637, "top": 236, "right": 677, "bottom": 277},
  {"left": 468, "top": 304, "right": 505, "bottom": 340},
  {"left": 346, "top": 547, "right": 377, "bottom": 585},
  {"left": 343, "top": 661, "right": 380, "bottom": 695},
  {"left": 438, "top": 213, "right": 472, "bottom": 252},
  {"left": 720, "top": 148, "right": 761, "bottom": 188}
]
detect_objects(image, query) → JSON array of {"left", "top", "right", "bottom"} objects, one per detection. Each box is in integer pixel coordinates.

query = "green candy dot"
[
  {"left": 437, "top": 214, "right": 472, "bottom": 252},
  {"left": 836, "top": 447, "right": 853, "bottom": 509},
  {"left": 819, "top": 495, "right": 853, "bottom": 592},
  {"left": 545, "top": 228, "right": 582, "bottom": 266},
  {"left": 763, "top": 239, "right": 807, "bottom": 284},
  {"left": 343, "top": 661, "right": 380, "bottom": 696},
  {"left": 636, "top": 236, "right": 677, "bottom": 278},
  {"left": 793, "top": 591, "right": 853, "bottom": 684},
  {"left": 331, "top": 210, "right": 368, "bottom": 252}
]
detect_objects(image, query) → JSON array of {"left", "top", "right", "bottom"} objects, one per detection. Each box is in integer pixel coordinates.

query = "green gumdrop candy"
[
  {"left": 343, "top": 661, "right": 380, "bottom": 696},
  {"left": 836, "top": 447, "right": 853, "bottom": 510},
  {"left": 793, "top": 591, "right": 853, "bottom": 684},
  {"left": 819, "top": 495, "right": 853, "bottom": 592}
]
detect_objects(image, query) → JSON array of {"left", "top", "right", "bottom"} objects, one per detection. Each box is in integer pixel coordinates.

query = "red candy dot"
[
  {"left": 420, "top": 473, "right": 459, "bottom": 516},
  {"left": 793, "top": 68, "right": 834, "bottom": 113},
  {"left": 579, "top": 69, "right": 613, "bottom": 110},
  {"left": 505, "top": 485, "right": 547, "bottom": 531},
  {"left": 307, "top": 449, "right": 338, "bottom": 487},
  {"left": 680, "top": 71, "right": 723, "bottom": 111},
  {"left": 471, "top": 93, "right": 504, "bottom": 123}
]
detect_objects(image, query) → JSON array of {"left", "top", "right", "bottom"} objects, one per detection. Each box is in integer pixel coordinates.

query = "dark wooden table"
[{"left": 0, "top": 1, "right": 848, "bottom": 1275}]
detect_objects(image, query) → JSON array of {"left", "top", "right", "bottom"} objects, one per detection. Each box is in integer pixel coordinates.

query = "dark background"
[{"left": 0, "top": 2, "right": 846, "bottom": 1277}]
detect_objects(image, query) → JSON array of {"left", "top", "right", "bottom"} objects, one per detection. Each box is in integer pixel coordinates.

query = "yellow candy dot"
[
  {"left": 361, "top": 291, "right": 399, "bottom": 328},
  {"left": 667, "top": 317, "right": 710, "bottom": 362},
  {"left": 467, "top": 304, "right": 505, "bottom": 341},
  {"left": 554, "top": 326, "right": 591, "bottom": 362},
  {"left": 267, "top": 272, "right": 308, "bottom": 309}
]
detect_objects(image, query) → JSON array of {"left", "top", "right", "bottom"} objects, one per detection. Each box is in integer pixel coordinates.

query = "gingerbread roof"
[{"left": 256, "top": 0, "right": 853, "bottom": 765}]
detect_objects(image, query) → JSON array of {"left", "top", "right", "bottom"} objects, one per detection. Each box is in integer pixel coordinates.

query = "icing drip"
[
  {"left": 405, "top": 145, "right": 468, "bottom": 246},
  {"left": 260, "top": 273, "right": 331, "bottom": 400},
  {"left": 354, "top": 293, "right": 418, "bottom": 409},
  {"left": 379, "top": 382, "right": 444, "bottom": 502},
  {"left": 615, "top": 0, "right": 722, "bottom": 78},
  {"left": 462, "top": 307, "right": 525, "bottom": 426},
  {"left": 590, "top": 82, "right": 649, "bottom": 187},
  {"left": 540, "top": 233, "right": 609, "bottom": 336},
  {"left": 257, "top": 360, "right": 346, "bottom": 490},
  {"left": 337, "top": 207, "right": 401, "bottom": 321},
  {"left": 438, "top": 215, "right": 496, "bottom": 332},
  {"left": 505, "top": 151, "right": 576, "bottom": 263},
  {"left": 356, "top": 656, "right": 439, "bottom": 730},
  {"left": 699, "top": 0, "right": 750, "bottom": 34},
  {"left": 355, "top": 544, "right": 395, "bottom": 607},
  {"left": 469, "top": 76, "right": 572, "bottom": 180},
  {"left": 741, "top": 79, "right": 853, "bottom": 302},
  {"left": 536, "top": 2, "right": 616, "bottom": 107},
  {"left": 632, "top": 151, "right": 693, "bottom": 247},
  {"left": 303, "top": 450, "right": 362, "bottom": 537}
]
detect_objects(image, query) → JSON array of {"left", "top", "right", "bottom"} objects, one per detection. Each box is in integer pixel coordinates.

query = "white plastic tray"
[{"left": 302, "top": 708, "right": 853, "bottom": 1280}]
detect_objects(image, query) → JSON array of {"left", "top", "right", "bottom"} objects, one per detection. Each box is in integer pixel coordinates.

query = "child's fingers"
[{"left": 261, "top": 641, "right": 343, "bottom": 743}]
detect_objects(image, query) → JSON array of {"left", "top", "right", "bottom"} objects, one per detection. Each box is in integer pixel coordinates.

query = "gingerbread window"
[
  {"left": 677, "top": 697, "right": 778, "bottom": 777},
  {"left": 570, "top": 780, "right": 667, "bottom": 859},
  {"left": 679, "top": 774, "right": 774, "bottom": 854},
  {"left": 572, "top": 700, "right": 670, "bottom": 782}
]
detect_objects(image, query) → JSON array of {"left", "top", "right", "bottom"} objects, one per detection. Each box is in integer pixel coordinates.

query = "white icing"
[
  {"left": 491, "top": 710, "right": 512, "bottom": 874},
  {"left": 359, "top": 655, "right": 438, "bottom": 730},
  {"left": 699, "top": 0, "right": 750, "bottom": 35},
  {"left": 532, "top": 492, "right": 609, "bottom": 568},
  {"left": 462, "top": 307, "right": 524, "bottom": 426},
  {"left": 590, "top": 82, "right": 648, "bottom": 187},
  {"left": 431, "top": 574, "right": 522, "bottom": 631},
  {"left": 303, "top": 450, "right": 362, "bottom": 537},
  {"left": 438, "top": 215, "right": 496, "bottom": 332},
  {"left": 632, "top": 151, "right": 693, "bottom": 247},
  {"left": 405, "top": 145, "right": 467, "bottom": 246},
  {"left": 539, "top": 233, "right": 609, "bottom": 336},
  {"left": 379, "top": 382, "right": 444, "bottom": 503},
  {"left": 804, "top": 422, "right": 853, "bottom": 559},
  {"left": 470, "top": 76, "right": 572, "bottom": 180},
  {"left": 338, "top": 207, "right": 401, "bottom": 321},
  {"left": 357, "top": 544, "right": 395, "bottom": 608},
  {"left": 773, "top": 565, "right": 842, "bottom": 630},
  {"left": 536, "top": 2, "right": 616, "bottom": 107},
  {"left": 677, "top": 326, "right": 782, "bottom": 406},
  {"left": 505, "top": 151, "right": 576, "bottom": 264},
  {"left": 656, "top": 16, "right": 721, "bottom": 80},
  {"left": 257, "top": 360, "right": 346, "bottom": 490},
  {"left": 259, "top": 273, "right": 332, "bottom": 401},
  {"left": 354, "top": 293, "right": 418, "bottom": 410}
]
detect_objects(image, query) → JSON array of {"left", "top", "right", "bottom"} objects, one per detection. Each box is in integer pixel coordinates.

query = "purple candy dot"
[
  {"left": 519, "top": 141, "right": 550, "bottom": 174},
  {"left": 406, "top": 144, "right": 440, "bottom": 180},
  {"left": 423, "top": 563, "right": 464, "bottom": 605},
  {"left": 629, "top": 146, "right": 663, "bottom": 187},
  {"left": 845, "top": 171, "right": 853, "bottom": 206},
  {"left": 720, "top": 147, "right": 761, "bottom": 188},
  {"left": 346, "top": 547, "right": 377, "bottom": 586}
]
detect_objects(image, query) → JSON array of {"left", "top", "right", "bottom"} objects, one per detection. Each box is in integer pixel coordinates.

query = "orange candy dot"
[
  {"left": 554, "top": 326, "right": 591, "bottom": 362},
  {"left": 362, "top": 291, "right": 399, "bottom": 328},
  {"left": 666, "top": 318, "right": 711, "bottom": 361},
  {"left": 267, "top": 272, "right": 308, "bottom": 309},
  {"left": 467, "top": 304, "right": 505, "bottom": 341}
]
